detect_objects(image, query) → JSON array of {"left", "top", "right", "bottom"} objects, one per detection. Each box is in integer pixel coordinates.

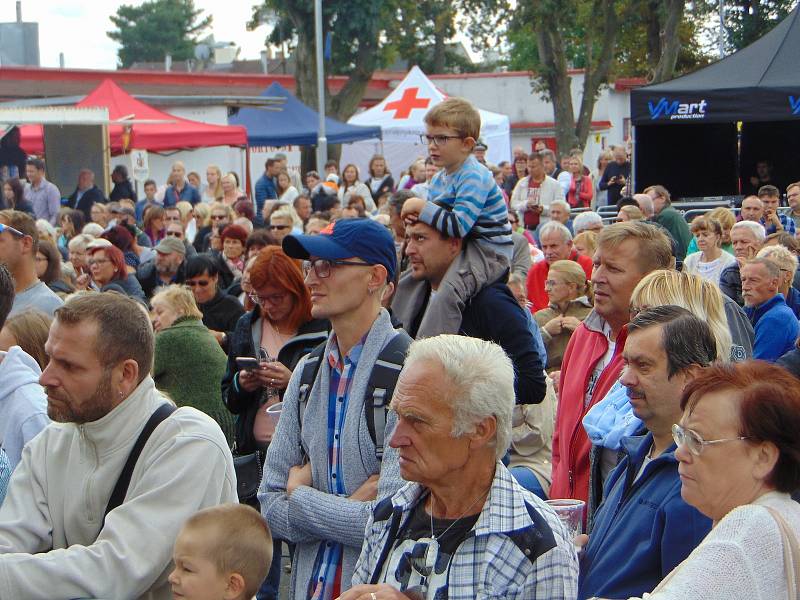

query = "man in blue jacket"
[
  {"left": 578, "top": 306, "right": 714, "bottom": 600},
  {"left": 742, "top": 257, "right": 800, "bottom": 361},
  {"left": 391, "top": 219, "right": 546, "bottom": 405}
]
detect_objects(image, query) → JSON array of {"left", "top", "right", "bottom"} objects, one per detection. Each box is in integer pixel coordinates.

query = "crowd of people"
[{"left": 0, "top": 96, "right": 798, "bottom": 600}]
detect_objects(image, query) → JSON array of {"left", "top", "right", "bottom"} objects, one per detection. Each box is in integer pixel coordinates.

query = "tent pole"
[{"left": 314, "top": 0, "right": 328, "bottom": 170}]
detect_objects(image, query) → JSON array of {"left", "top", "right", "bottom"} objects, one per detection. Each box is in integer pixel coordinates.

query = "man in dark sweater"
[
  {"left": 646, "top": 184, "right": 692, "bottom": 263},
  {"left": 67, "top": 169, "right": 106, "bottom": 220},
  {"left": 598, "top": 146, "right": 630, "bottom": 206},
  {"left": 184, "top": 254, "right": 244, "bottom": 352}
]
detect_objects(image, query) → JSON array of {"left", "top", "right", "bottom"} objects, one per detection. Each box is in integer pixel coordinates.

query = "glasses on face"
[
  {"left": 302, "top": 258, "right": 375, "bottom": 279},
  {"left": 186, "top": 279, "right": 211, "bottom": 288},
  {"left": 268, "top": 224, "right": 291, "bottom": 231},
  {"left": 248, "top": 291, "right": 287, "bottom": 306},
  {"left": 166, "top": 231, "right": 183, "bottom": 238},
  {"left": 671, "top": 423, "right": 750, "bottom": 456},
  {"left": 211, "top": 214, "right": 227, "bottom": 221},
  {"left": 88, "top": 258, "right": 110, "bottom": 267},
  {"left": 544, "top": 279, "right": 565, "bottom": 288},
  {"left": 0, "top": 223, "right": 24, "bottom": 237},
  {"left": 420, "top": 134, "right": 464, "bottom": 147}
]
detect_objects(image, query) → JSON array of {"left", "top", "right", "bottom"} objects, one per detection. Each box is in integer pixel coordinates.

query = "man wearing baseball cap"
[
  {"left": 136, "top": 237, "right": 186, "bottom": 300},
  {"left": 259, "top": 218, "right": 407, "bottom": 600},
  {"left": 474, "top": 139, "right": 488, "bottom": 164}
]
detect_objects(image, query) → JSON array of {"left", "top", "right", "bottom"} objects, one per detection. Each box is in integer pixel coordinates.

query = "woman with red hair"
[
  {"left": 76, "top": 243, "right": 146, "bottom": 303},
  {"left": 221, "top": 246, "right": 330, "bottom": 455}
]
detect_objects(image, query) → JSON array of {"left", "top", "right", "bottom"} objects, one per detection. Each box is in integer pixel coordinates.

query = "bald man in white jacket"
[{"left": 0, "top": 292, "right": 237, "bottom": 600}]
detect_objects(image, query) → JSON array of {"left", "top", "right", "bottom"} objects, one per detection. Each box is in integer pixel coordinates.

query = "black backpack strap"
[
  {"left": 296, "top": 341, "right": 327, "bottom": 454},
  {"left": 366, "top": 331, "right": 413, "bottom": 461},
  {"left": 103, "top": 403, "right": 176, "bottom": 525}
]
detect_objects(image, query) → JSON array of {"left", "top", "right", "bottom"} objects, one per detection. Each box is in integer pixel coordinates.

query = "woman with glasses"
[
  {"left": 266, "top": 206, "right": 302, "bottom": 245},
  {"left": 183, "top": 254, "right": 244, "bottom": 351},
  {"left": 150, "top": 284, "right": 228, "bottom": 419},
  {"left": 196, "top": 202, "right": 234, "bottom": 253},
  {"left": 221, "top": 246, "right": 329, "bottom": 455},
  {"left": 596, "top": 362, "right": 800, "bottom": 600},
  {"left": 77, "top": 244, "right": 146, "bottom": 303}
]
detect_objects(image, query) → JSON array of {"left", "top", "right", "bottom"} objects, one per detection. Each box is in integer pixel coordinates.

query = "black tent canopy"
[{"left": 630, "top": 6, "right": 800, "bottom": 200}]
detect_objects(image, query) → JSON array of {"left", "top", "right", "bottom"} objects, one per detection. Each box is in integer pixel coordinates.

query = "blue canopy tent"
[{"left": 230, "top": 82, "right": 382, "bottom": 146}]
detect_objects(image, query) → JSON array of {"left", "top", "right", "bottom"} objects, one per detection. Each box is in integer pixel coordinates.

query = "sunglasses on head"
[{"left": 0, "top": 223, "right": 24, "bottom": 237}]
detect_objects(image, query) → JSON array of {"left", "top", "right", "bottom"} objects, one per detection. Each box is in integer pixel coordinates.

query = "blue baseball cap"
[{"left": 282, "top": 218, "right": 397, "bottom": 282}]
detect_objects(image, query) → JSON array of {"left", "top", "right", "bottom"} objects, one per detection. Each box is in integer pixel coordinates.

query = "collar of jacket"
[
  {"left": 390, "top": 462, "right": 543, "bottom": 539},
  {"left": 77, "top": 376, "right": 166, "bottom": 457},
  {"left": 549, "top": 295, "right": 592, "bottom": 313},
  {"left": 620, "top": 431, "right": 678, "bottom": 475},
  {"left": 744, "top": 293, "right": 786, "bottom": 322},
  {"left": 582, "top": 309, "right": 627, "bottom": 339}
]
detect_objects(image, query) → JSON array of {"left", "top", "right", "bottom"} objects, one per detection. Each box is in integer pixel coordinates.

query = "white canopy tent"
[{"left": 341, "top": 66, "right": 511, "bottom": 180}]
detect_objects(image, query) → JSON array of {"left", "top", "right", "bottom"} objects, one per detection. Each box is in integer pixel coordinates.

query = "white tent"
[{"left": 341, "top": 66, "right": 511, "bottom": 180}]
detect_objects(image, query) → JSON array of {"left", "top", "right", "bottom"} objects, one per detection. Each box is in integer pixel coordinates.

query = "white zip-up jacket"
[{"left": 0, "top": 376, "right": 237, "bottom": 600}]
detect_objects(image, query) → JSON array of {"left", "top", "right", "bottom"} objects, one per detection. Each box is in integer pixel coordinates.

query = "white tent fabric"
[{"left": 340, "top": 66, "right": 511, "bottom": 181}]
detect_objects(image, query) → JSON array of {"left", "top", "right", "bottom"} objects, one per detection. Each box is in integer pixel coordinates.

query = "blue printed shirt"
[
  {"left": 307, "top": 334, "right": 365, "bottom": 600},
  {"left": 421, "top": 155, "right": 512, "bottom": 256}
]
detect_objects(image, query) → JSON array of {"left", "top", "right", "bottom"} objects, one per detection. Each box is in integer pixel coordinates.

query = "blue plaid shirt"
[
  {"left": 352, "top": 462, "right": 579, "bottom": 599},
  {"left": 762, "top": 213, "right": 797, "bottom": 236},
  {"left": 307, "top": 334, "right": 365, "bottom": 600}
]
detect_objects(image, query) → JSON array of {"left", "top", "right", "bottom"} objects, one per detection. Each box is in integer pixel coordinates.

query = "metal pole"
[
  {"left": 718, "top": 0, "right": 725, "bottom": 58},
  {"left": 314, "top": 0, "right": 328, "bottom": 170}
]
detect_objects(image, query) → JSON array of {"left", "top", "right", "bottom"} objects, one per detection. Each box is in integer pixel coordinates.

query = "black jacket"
[
  {"left": 778, "top": 348, "right": 800, "bottom": 380},
  {"left": 68, "top": 185, "right": 106, "bottom": 220},
  {"left": 199, "top": 290, "right": 245, "bottom": 349},
  {"left": 221, "top": 310, "right": 330, "bottom": 453},
  {"left": 110, "top": 179, "right": 137, "bottom": 202},
  {"left": 135, "top": 258, "right": 187, "bottom": 300}
]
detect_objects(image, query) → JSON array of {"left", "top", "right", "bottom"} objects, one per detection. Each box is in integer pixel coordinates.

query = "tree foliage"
[
  {"left": 107, "top": 0, "right": 211, "bottom": 68},
  {"left": 722, "top": 0, "right": 797, "bottom": 51}
]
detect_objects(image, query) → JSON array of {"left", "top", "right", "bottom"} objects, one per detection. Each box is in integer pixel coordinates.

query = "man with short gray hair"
[
  {"left": 527, "top": 221, "right": 594, "bottom": 311},
  {"left": 345, "top": 334, "right": 578, "bottom": 600},
  {"left": 573, "top": 211, "right": 604, "bottom": 235},
  {"left": 720, "top": 220, "right": 766, "bottom": 306}
]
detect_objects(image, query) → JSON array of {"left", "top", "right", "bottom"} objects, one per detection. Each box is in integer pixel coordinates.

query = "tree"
[
  {"left": 723, "top": 0, "right": 797, "bottom": 51},
  {"left": 108, "top": 0, "right": 211, "bottom": 68}
]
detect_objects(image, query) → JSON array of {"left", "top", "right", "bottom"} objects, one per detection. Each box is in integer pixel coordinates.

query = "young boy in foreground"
[{"left": 170, "top": 504, "right": 273, "bottom": 600}]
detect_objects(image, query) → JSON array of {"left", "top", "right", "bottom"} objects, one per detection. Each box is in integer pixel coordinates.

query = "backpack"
[{"left": 297, "top": 331, "right": 413, "bottom": 461}]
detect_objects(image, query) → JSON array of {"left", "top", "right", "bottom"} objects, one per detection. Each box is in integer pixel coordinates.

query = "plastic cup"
[
  {"left": 265, "top": 401, "right": 283, "bottom": 428},
  {"left": 545, "top": 499, "right": 585, "bottom": 539}
]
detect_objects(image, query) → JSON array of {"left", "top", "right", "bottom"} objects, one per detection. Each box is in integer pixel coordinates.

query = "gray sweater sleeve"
[{"left": 287, "top": 414, "right": 403, "bottom": 548}]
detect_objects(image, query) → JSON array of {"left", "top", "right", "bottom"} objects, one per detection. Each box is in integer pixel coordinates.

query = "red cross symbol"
[{"left": 383, "top": 87, "right": 431, "bottom": 119}]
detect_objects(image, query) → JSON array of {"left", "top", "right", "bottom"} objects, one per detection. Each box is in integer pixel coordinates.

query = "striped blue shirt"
[
  {"left": 420, "top": 155, "right": 512, "bottom": 257},
  {"left": 0, "top": 449, "right": 11, "bottom": 507}
]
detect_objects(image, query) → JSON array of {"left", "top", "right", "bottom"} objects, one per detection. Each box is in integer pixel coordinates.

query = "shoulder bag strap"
[
  {"left": 102, "top": 403, "right": 176, "bottom": 525},
  {"left": 767, "top": 506, "right": 800, "bottom": 600}
]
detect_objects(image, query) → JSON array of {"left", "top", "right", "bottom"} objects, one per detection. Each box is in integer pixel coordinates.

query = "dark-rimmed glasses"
[
  {"left": 302, "top": 258, "right": 375, "bottom": 279},
  {"left": 420, "top": 134, "right": 464, "bottom": 147}
]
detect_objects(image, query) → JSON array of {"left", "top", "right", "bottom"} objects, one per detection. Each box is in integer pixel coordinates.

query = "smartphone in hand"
[{"left": 236, "top": 357, "right": 260, "bottom": 371}]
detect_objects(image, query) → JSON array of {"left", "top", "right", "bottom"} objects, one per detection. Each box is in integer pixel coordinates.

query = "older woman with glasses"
[
  {"left": 76, "top": 243, "right": 146, "bottom": 303},
  {"left": 592, "top": 361, "right": 800, "bottom": 600},
  {"left": 221, "top": 246, "right": 330, "bottom": 456}
]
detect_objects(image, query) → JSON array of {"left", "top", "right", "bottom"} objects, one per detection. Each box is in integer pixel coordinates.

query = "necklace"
[{"left": 428, "top": 484, "right": 492, "bottom": 541}]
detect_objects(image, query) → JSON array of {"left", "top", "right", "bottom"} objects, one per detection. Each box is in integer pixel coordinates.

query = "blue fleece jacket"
[
  {"left": 0, "top": 346, "right": 50, "bottom": 468},
  {"left": 745, "top": 294, "right": 800, "bottom": 362},
  {"left": 578, "top": 432, "right": 711, "bottom": 600}
]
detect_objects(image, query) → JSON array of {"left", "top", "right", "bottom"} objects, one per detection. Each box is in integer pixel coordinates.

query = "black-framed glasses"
[
  {"left": 420, "top": 134, "right": 464, "bottom": 147},
  {"left": 210, "top": 214, "right": 227, "bottom": 221},
  {"left": 302, "top": 258, "right": 375, "bottom": 279},
  {"left": 268, "top": 224, "right": 291, "bottom": 231},
  {"left": 671, "top": 423, "right": 750, "bottom": 456},
  {"left": 166, "top": 231, "right": 183, "bottom": 238},
  {"left": 185, "top": 279, "right": 211, "bottom": 287},
  {"left": 0, "top": 223, "right": 24, "bottom": 237}
]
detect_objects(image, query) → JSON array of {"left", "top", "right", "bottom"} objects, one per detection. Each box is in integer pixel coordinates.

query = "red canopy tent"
[{"left": 19, "top": 79, "right": 247, "bottom": 155}]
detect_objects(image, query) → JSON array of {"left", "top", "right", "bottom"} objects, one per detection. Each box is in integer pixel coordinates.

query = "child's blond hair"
[
  {"left": 181, "top": 504, "right": 273, "bottom": 599},
  {"left": 424, "top": 98, "right": 482, "bottom": 141}
]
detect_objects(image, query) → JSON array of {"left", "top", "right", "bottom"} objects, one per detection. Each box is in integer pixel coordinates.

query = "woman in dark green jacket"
[{"left": 151, "top": 284, "right": 228, "bottom": 419}]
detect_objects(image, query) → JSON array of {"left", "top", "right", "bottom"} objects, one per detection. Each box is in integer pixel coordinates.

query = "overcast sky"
[{"left": 3, "top": 1, "right": 270, "bottom": 69}]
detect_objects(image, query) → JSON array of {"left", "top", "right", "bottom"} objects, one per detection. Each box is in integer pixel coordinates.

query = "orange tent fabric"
[{"left": 20, "top": 79, "right": 247, "bottom": 155}]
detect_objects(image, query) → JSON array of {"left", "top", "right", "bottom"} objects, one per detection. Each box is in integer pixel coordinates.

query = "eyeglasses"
[
  {"left": 420, "top": 134, "right": 464, "bottom": 147},
  {"left": 166, "top": 231, "right": 183, "bottom": 238},
  {"left": 248, "top": 291, "right": 287, "bottom": 306},
  {"left": 211, "top": 214, "right": 227, "bottom": 221},
  {"left": 268, "top": 224, "right": 291, "bottom": 231},
  {"left": 88, "top": 258, "right": 110, "bottom": 267},
  {"left": 544, "top": 280, "right": 565, "bottom": 288},
  {"left": 302, "top": 258, "right": 375, "bottom": 279},
  {"left": 671, "top": 423, "right": 750, "bottom": 456},
  {"left": 0, "top": 223, "right": 24, "bottom": 237},
  {"left": 186, "top": 279, "right": 211, "bottom": 287}
]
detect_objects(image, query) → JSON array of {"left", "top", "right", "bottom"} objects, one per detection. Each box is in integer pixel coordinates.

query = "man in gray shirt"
[
  {"left": 0, "top": 210, "right": 63, "bottom": 318},
  {"left": 23, "top": 158, "right": 61, "bottom": 226}
]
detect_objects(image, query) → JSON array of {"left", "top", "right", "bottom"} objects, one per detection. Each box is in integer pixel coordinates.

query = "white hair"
[
  {"left": 549, "top": 199, "right": 570, "bottom": 213},
  {"left": 35, "top": 218, "right": 56, "bottom": 239},
  {"left": 270, "top": 206, "right": 303, "bottom": 230},
  {"left": 82, "top": 223, "right": 104, "bottom": 237},
  {"left": 404, "top": 335, "right": 514, "bottom": 459},
  {"left": 634, "top": 193, "right": 654, "bottom": 217},
  {"left": 538, "top": 220, "right": 573, "bottom": 242},
  {"left": 757, "top": 244, "right": 798, "bottom": 277},
  {"left": 67, "top": 233, "right": 95, "bottom": 252},
  {"left": 731, "top": 220, "right": 766, "bottom": 243},
  {"left": 573, "top": 211, "right": 603, "bottom": 233}
]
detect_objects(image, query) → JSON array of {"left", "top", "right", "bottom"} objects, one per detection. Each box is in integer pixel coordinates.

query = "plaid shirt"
[
  {"left": 762, "top": 212, "right": 797, "bottom": 236},
  {"left": 352, "top": 462, "right": 579, "bottom": 599},
  {"left": 307, "top": 334, "right": 365, "bottom": 600}
]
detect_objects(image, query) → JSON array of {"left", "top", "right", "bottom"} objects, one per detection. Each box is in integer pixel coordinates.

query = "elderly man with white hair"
[
  {"left": 720, "top": 220, "right": 766, "bottom": 306},
  {"left": 572, "top": 211, "right": 604, "bottom": 235},
  {"left": 343, "top": 335, "right": 578, "bottom": 600}
]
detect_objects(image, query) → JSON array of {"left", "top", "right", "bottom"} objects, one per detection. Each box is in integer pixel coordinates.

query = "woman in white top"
[
  {"left": 220, "top": 173, "right": 243, "bottom": 207},
  {"left": 683, "top": 216, "right": 737, "bottom": 286},
  {"left": 202, "top": 165, "right": 223, "bottom": 203},
  {"left": 275, "top": 171, "right": 299, "bottom": 205},
  {"left": 593, "top": 361, "right": 800, "bottom": 600},
  {"left": 338, "top": 163, "right": 376, "bottom": 212}
]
